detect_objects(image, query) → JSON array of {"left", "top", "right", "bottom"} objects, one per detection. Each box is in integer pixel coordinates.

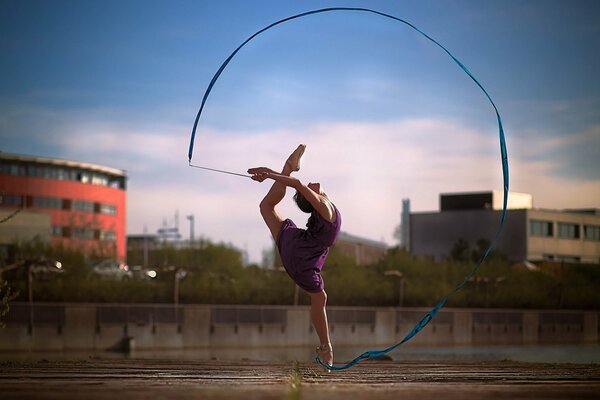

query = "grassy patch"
[{"left": 287, "top": 360, "right": 302, "bottom": 400}]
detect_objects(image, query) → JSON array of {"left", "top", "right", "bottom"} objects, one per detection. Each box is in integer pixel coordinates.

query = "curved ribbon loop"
[{"left": 189, "top": 7, "right": 509, "bottom": 371}]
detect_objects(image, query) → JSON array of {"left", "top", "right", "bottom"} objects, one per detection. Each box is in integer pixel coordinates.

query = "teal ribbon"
[{"left": 188, "top": 7, "right": 509, "bottom": 371}]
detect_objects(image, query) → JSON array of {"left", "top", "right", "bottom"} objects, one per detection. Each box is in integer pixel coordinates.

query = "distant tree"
[
  {"left": 449, "top": 238, "right": 470, "bottom": 262},
  {"left": 261, "top": 246, "right": 275, "bottom": 269},
  {"left": 471, "top": 238, "right": 507, "bottom": 263},
  {"left": 3, "top": 230, "right": 599, "bottom": 308}
]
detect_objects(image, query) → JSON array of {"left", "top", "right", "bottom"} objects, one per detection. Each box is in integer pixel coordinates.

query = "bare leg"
[
  {"left": 258, "top": 145, "right": 306, "bottom": 240},
  {"left": 309, "top": 290, "right": 333, "bottom": 367}
]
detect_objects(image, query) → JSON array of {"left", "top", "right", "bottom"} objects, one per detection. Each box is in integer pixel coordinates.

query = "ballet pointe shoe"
[
  {"left": 316, "top": 342, "right": 333, "bottom": 372},
  {"left": 285, "top": 144, "right": 306, "bottom": 172}
]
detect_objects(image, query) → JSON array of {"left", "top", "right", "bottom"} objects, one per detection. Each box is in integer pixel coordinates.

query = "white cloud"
[
  {"left": 126, "top": 117, "right": 509, "bottom": 263},
  {"left": 3, "top": 106, "right": 598, "bottom": 263},
  {"left": 516, "top": 124, "right": 600, "bottom": 155}
]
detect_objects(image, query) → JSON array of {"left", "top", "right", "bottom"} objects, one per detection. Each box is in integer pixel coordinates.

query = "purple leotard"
[{"left": 276, "top": 205, "right": 342, "bottom": 293}]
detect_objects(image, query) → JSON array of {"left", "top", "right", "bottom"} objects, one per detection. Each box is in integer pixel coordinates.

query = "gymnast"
[{"left": 248, "top": 144, "right": 341, "bottom": 368}]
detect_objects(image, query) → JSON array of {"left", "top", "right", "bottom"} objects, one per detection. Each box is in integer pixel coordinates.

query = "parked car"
[
  {"left": 30, "top": 259, "right": 63, "bottom": 280},
  {"left": 92, "top": 260, "right": 132, "bottom": 280},
  {"left": 130, "top": 265, "right": 157, "bottom": 280}
]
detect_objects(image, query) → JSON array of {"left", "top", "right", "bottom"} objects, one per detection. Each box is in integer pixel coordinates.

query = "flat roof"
[{"left": 0, "top": 152, "right": 126, "bottom": 177}]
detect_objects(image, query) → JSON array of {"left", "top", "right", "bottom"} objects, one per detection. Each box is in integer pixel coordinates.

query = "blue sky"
[{"left": 1, "top": 0, "right": 599, "bottom": 262}]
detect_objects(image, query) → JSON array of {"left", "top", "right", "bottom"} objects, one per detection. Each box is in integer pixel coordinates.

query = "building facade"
[
  {"left": 335, "top": 232, "right": 388, "bottom": 265},
  {"left": 0, "top": 153, "right": 127, "bottom": 260},
  {"left": 409, "top": 191, "right": 600, "bottom": 264}
]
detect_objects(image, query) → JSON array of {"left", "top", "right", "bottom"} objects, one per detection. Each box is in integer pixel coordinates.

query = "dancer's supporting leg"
[
  {"left": 254, "top": 144, "right": 305, "bottom": 240},
  {"left": 309, "top": 290, "right": 333, "bottom": 366}
]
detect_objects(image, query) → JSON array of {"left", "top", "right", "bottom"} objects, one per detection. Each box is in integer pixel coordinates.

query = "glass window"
[
  {"left": 72, "top": 200, "right": 95, "bottom": 212},
  {"left": 530, "top": 220, "right": 553, "bottom": 237},
  {"left": 99, "top": 204, "right": 116, "bottom": 215},
  {"left": 92, "top": 174, "right": 108, "bottom": 186},
  {"left": 29, "top": 165, "right": 48, "bottom": 178},
  {"left": 1, "top": 160, "right": 122, "bottom": 188},
  {"left": 79, "top": 172, "right": 91, "bottom": 184},
  {"left": 584, "top": 225, "right": 600, "bottom": 241},
  {"left": 109, "top": 177, "right": 125, "bottom": 189},
  {"left": 67, "top": 169, "right": 78, "bottom": 181},
  {"left": 32, "top": 196, "right": 63, "bottom": 209},
  {"left": 56, "top": 168, "right": 66, "bottom": 180},
  {"left": 43, "top": 167, "right": 53, "bottom": 179},
  {"left": 0, "top": 163, "right": 25, "bottom": 176},
  {"left": 1, "top": 194, "right": 24, "bottom": 207},
  {"left": 48, "top": 167, "right": 58, "bottom": 179},
  {"left": 72, "top": 227, "right": 95, "bottom": 240},
  {"left": 100, "top": 230, "right": 116, "bottom": 241},
  {"left": 557, "top": 223, "right": 580, "bottom": 239}
]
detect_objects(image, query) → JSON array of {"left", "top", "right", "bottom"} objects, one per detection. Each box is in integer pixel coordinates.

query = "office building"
[
  {"left": 0, "top": 152, "right": 127, "bottom": 260},
  {"left": 409, "top": 191, "right": 600, "bottom": 263}
]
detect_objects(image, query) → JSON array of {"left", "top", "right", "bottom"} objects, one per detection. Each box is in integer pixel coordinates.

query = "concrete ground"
[{"left": 1, "top": 358, "right": 599, "bottom": 399}]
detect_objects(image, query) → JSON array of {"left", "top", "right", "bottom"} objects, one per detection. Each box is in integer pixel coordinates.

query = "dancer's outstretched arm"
[
  {"left": 249, "top": 168, "right": 300, "bottom": 187},
  {"left": 249, "top": 168, "right": 334, "bottom": 222}
]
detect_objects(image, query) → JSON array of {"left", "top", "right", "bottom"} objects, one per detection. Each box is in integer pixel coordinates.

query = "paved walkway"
[{"left": 1, "top": 359, "right": 599, "bottom": 399}]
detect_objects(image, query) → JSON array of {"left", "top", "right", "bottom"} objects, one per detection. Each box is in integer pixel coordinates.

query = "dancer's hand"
[
  {"left": 248, "top": 167, "right": 275, "bottom": 182},
  {"left": 248, "top": 167, "right": 275, "bottom": 175},
  {"left": 248, "top": 168, "right": 301, "bottom": 188},
  {"left": 250, "top": 172, "right": 269, "bottom": 182}
]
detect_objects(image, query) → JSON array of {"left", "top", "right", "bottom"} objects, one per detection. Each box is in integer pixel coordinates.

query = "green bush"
[{"left": 2, "top": 240, "right": 599, "bottom": 309}]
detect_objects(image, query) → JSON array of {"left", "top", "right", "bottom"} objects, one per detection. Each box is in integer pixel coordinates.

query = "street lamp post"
[
  {"left": 25, "top": 260, "right": 62, "bottom": 333},
  {"left": 384, "top": 270, "right": 405, "bottom": 308},
  {"left": 27, "top": 261, "right": 64, "bottom": 304},
  {"left": 174, "top": 268, "right": 187, "bottom": 325},
  {"left": 174, "top": 269, "right": 187, "bottom": 306}
]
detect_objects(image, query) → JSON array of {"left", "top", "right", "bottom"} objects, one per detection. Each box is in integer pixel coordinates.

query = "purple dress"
[{"left": 276, "top": 205, "right": 342, "bottom": 292}]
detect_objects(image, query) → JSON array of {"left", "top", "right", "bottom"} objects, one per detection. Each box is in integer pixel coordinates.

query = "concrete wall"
[{"left": 0, "top": 303, "right": 597, "bottom": 352}]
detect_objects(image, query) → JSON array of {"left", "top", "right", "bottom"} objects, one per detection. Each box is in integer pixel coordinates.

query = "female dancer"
[{"left": 248, "top": 144, "right": 341, "bottom": 368}]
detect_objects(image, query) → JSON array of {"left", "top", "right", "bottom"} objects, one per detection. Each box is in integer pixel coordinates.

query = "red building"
[{"left": 0, "top": 152, "right": 127, "bottom": 260}]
